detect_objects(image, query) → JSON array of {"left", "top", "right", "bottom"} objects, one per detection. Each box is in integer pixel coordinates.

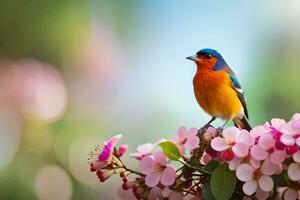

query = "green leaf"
[
  {"left": 273, "top": 173, "right": 290, "bottom": 187},
  {"left": 159, "top": 141, "right": 181, "bottom": 161},
  {"left": 210, "top": 164, "right": 236, "bottom": 200},
  {"left": 204, "top": 160, "right": 219, "bottom": 173},
  {"left": 202, "top": 183, "right": 216, "bottom": 200}
]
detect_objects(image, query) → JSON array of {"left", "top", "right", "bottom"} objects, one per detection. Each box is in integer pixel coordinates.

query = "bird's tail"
[{"left": 233, "top": 116, "right": 252, "bottom": 131}]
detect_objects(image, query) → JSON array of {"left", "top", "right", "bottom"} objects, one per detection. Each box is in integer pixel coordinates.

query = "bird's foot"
[
  {"left": 216, "top": 127, "right": 224, "bottom": 134},
  {"left": 197, "top": 124, "right": 213, "bottom": 136}
]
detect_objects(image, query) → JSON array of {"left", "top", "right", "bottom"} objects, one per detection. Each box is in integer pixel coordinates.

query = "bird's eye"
[{"left": 205, "top": 54, "right": 212, "bottom": 59}]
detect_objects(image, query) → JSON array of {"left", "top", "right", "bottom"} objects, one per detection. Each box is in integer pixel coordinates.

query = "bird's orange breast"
[{"left": 193, "top": 68, "right": 243, "bottom": 120}]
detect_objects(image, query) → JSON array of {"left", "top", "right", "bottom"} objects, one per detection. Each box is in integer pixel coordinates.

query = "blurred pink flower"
[
  {"left": 211, "top": 127, "right": 253, "bottom": 159},
  {"left": 147, "top": 187, "right": 163, "bottom": 200},
  {"left": 162, "top": 187, "right": 184, "bottom": 200},
  {"left": 171, "top": 126, "right": 199, "bottom": 154},
  {"left": 139, "top": 152, "right": 176, "bottom": 187},
  {"left": 236, "top": 163, "right": 274, "bottom": 195},
  {"left": 168, "top": 191, "right": 184, "bottom": 200},
  {"left": 118, "top": 187, "right": 136, "bottom": 200},
  {"left": 130, "top": 143, "right": 154, "bottom": 160}
]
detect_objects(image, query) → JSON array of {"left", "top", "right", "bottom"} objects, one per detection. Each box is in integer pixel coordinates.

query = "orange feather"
[{"left": 193, "top": 67, "right": 243, "bottom": 120}]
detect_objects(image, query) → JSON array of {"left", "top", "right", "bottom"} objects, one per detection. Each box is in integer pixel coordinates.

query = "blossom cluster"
[{"left": 89, "top": 113, "right": 300, "bottom": 200}]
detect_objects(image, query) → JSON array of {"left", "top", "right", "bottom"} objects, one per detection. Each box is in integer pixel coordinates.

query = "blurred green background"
[{"left": 0, "top": 1, "right": 300, "bottom": 199}]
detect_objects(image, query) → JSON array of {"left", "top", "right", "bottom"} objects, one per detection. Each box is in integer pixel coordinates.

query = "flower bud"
[{"left": 118, "top": 144, "right": 128, "bottom": 157}]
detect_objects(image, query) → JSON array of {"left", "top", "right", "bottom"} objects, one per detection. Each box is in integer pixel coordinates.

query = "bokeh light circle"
[
  {"left": 0, "top": 105, "right": 22, "bottom": 170},
  {"left": 34, "top": 164, "right": 72, "bottom": 200},
  {"left": 68, "top": 134, "right": 101, "bottom": 186}
]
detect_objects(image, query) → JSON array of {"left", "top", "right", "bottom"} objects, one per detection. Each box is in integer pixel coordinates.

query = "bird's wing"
[{"left": 225, "top": 67, "right": 249, "bottom": 118}]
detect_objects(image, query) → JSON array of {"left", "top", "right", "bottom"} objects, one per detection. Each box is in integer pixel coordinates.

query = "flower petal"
[
  {"left": 291, "top": 119, "right": 300, "bottom": 133},
  {"left": 284, "top": 189, "right": 298, "bottom": 200},
  {"left": 250, "top": 145, "right": 268, "bottom": 160},
  {"left": 232, "top": 142, "right": 249, "bottom": 158},
  {"left": 184, "top": 134, "right": 199, "bottom": 151},
  {"left": 251, "top": 126, "right": 268, "bottom": 138},
  {"left": 258, "top": 175, "right": 273, "bottom": 192},
  {"left": 281, "top": 134, "right": 295, "bottom": 146},
  {"left": 296, "top": 137, "right": 300, "bottom": 147},
  {"left": 154, "top": 151, "right": 166, "bottom": 166},
  {"left": 229, "top": 157, "right": 241, "bottom": 171},
  {"left": 211, "top": 137, "right": 227, "bottom": 151},
  {"left": 271, "top": 118, "right": 286, "bottom": 129},
  {"left": 236, "top": 130, "right": 254, "bottom": 147},
  {"left": 148, "top": 187, "right": 163, "bottom": 200},
  {"left": 177, "top": 126, "right": 187, "bottom": 138},
  {"left": 249, "top": 159, "right": 261, "bottom": 169},
  {"left": 223, "top": 127, "right": 239, "bottom": 140},
  {"left": 270, "top": 150, "right": 286, "bottom": 164},
  {"left": 292, "top": 113, "right": 300, "bottom": 121},
  {"left": 288, "top": 163, "right": 300, "bottom": 181},
  {"left": 242, "top": 180, "right": 257, "bottom": 196},
  {"left": 140, "top": 156, "right": 155, "bottom": 174},
  {"left": 169, "top": 191, "right": 184, "bottom": 200},
  {"left": 261, "top": 158, "right": 281, "bottom": 175},
  {"left": 161, "top": 166, "right": 176, "bottom": 186},
  {"left": 236, "top": 163, "right": 254, "bottom": 182},
  {"left": 280, "top": 124, "right": 294, "bottom": 136},
  {"left": 137, "top": 143, "right": 154, "bottom": 155},
  {"left": 255, "top": 187, "right": 270, "bottom": 200},
  {"left": 293, "top": 151, "right": 300, "bottom": 163},
  {"left": 145, "top": 171, "right": 161, "bottom": 187},
  {"left": 258, "top": 134, "right": 275, "bottom": 150},
  {"left": 187, "top": 127, "right": 198, "bottom": 137}
]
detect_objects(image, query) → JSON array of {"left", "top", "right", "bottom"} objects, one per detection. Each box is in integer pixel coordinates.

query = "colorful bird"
[{"left": 186, "top": 48, "right": 251, "bottom": 131}]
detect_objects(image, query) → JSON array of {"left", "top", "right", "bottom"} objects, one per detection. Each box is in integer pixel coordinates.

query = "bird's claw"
[
  {"left": 197, "top": 124, "right": 214, "bottom": 136},
  {"left": 216, "top": 127, "right": 224, "bottom": 134}
]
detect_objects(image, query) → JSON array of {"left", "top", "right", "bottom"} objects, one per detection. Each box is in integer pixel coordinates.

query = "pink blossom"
[
  {"left": 211, "top": 127, "right": 253, "bottom": 159},
  {"left": 236, "top": 163, "right": 274, "bottom": 195},
  {"left": 250, "top": 133, "right": 286, "bottom": 164},
  {"left": 130, "top": 143, "right": 154, "bottom": 160},
  {"left": 98, "top": 134, "right": 122, "bottom": 161},
  {"left": 140, "top": 151, "right": 176, "bottom": 187},
  {"left": 255, "top": 187, "right": 270, "bottom": 200},
  {"left": 291, "top": 113, "right": 300, "bottom": 121},
  {"left": 90, "top": 134, "right": 122, "bottom": 172},
  {"left": 287, "top": 163, "right": 300, "bottom": 181},
  {"left": 171, "top": 126, "right": 199, "bottom": 154},
  {"left": 283, "top": 189, "right": 299, "bottom": 200},
  {"left": 203, "top": 127, "right": 217, "bottom": 141},
  {"left": 228, "top": 156, "right": 260, "bottom": 171},
  {"left": 280, "top": 119, "right": 300, "bottom": 147}
]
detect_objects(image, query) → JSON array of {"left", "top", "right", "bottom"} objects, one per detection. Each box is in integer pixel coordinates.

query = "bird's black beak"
[{"left": 186, "top": 55, "right": 197, "bottom": 61}]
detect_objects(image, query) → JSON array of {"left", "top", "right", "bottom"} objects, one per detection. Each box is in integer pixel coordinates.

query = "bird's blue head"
[{"left": 186, "top": 48, "right": 228, "bottom": 71}]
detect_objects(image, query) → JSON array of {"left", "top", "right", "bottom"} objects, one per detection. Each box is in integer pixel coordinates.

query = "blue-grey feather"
[{"left": 197, "top": 48, "right": 228, "bottom": 71}]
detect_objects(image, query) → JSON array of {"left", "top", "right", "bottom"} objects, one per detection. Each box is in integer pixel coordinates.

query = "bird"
[{"left": 186, "top": 48, "right": 251, "bottom": 131}]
